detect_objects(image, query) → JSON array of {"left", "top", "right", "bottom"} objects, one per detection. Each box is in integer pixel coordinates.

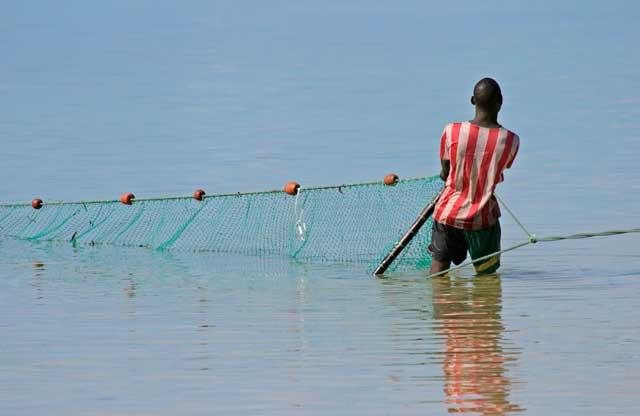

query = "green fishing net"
[{"left": 0, "top": 176, "right": 442, "bottom": 272}]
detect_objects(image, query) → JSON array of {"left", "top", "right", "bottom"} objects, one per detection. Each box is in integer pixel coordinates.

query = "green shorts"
[{"left": 429, "top": 220, "right": 501, "bottom": 274}]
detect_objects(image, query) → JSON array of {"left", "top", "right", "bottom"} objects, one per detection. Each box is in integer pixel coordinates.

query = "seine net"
[{"left": 0, "top": 176, "right": 442, "bottom": 272}]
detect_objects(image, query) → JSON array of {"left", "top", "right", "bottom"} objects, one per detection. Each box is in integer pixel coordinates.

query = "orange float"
[
  {"left": 284, "top": 181, "right": 300, "bottom": 196},
  {"left": 384, "top": 173, "right": 399, "bottom": 186},
  {"left": 193, "top": 189, "right": 206, "bottom": 201},
  {"left": 119, "top": 192, "right": 135, "bottom": 205},
  {"left": 31, "top": 198, "right": 43, "bottom": 209}
]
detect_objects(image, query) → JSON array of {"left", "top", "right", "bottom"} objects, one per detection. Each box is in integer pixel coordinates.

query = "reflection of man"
[{"left": 432, "top": 275, "right": 523, "bottom": 414}]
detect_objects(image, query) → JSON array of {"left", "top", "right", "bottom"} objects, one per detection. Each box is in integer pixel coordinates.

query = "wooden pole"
[{"left": 373, "top": 187, "right": 443, "bottom": 275}]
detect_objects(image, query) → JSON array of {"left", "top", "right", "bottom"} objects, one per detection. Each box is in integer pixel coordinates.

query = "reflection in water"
[
  {"left": 285, "top": 275, "right": 310, "bottom": 396},
  {"left": 123, "top": 278, "right": 137, "bottom": 298},
  {"left": 121, "top": 275, "right": 138, "bottom": 321},
  {"left": 32, "top": 261, "right": 45, "bottom": 301},
  {"left": 432, "top": 275, "right": 523, "bottom": 415}
]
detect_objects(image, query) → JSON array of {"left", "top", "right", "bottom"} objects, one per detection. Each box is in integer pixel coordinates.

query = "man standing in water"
[{"left": 429, "top": 78, "right": 519, "bottom": 275}]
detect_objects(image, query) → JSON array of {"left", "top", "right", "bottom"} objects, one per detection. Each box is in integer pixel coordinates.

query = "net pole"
[{"left": 373, "top": 187, "right": 443, "bottom": 275}]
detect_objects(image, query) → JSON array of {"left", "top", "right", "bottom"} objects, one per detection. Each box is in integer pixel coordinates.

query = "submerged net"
[{"left": 0, "top": 176, "right": 442, "bottom": 272}]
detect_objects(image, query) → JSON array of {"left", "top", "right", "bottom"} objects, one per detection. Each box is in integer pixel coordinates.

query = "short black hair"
[{"left": 473, "top": 78, "right": 502, "bottom": 109}]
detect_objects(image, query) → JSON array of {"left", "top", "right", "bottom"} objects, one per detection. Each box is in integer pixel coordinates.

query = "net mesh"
[{"left": 0, "top": 176, "right": 442, "bottom": 272}]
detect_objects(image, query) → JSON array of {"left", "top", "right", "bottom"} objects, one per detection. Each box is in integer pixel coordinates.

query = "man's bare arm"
[{"left": 440, "top": 160, "right": 450, "bottom": 182}]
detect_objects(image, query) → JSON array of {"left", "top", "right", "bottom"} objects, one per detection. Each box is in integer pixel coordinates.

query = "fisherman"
[{"left": 429, "top": 78, "right": 519, "bottom": 275}]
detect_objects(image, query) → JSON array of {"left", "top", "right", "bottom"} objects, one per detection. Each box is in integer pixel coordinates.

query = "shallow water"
[
  {"left": 1, "top": 240, "right": 639, "bottom": 415},
  {"left": 2, "top": 1, "right": 640, "bottom": 415}
]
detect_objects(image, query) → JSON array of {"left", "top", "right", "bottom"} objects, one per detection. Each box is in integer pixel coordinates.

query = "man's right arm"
[{"left": 439, "top": 125, "right": 450, "bottom": 182}]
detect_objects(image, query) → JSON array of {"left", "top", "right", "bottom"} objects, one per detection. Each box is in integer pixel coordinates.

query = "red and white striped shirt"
[{"left": 434, "top": 122, "right": 519, "bottom": 230}]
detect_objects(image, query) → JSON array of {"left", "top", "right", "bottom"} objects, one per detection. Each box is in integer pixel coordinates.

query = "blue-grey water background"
[{"left": 1, "top": 1, "right": 640, "bottom": 415}]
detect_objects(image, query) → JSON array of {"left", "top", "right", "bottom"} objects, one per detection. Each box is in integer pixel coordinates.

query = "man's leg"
[
  {"left": 430, "top": 258, "right": 451, "bottom": 275},
  {"left": 464, "top": 221, "right": 501, "bottom": 275},
  {"left": 429, "top": 221, "right": 467, "bottom": 275}
]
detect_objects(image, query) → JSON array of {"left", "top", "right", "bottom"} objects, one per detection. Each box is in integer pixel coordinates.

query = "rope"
[
  {"left": 427, "top": 240, "right": 532, "bottom": 279},
  {"left": 426, "top": 194, "right": 640, "bottom": 279},
  {"left": 538, "top": 228, "right": 640, "bottom": 242},
  {"left": 0, "top": 175, "right": 440, "bottom": 208},
  {"left": 493, "top": 193, "right": 536, "bottom": 241}
]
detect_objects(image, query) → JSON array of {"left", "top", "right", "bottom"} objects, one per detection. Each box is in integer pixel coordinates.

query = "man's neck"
[{"left": 470, "top": 109, "right": 500, "bottom": 128}]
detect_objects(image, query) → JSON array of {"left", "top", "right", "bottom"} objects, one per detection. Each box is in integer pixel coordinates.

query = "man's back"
[
  {"left": 429, "top": 77, "right": 517, "bottom": 276},
  {"left": 434, "top": 121, "right": 519, "bottom": 230}
]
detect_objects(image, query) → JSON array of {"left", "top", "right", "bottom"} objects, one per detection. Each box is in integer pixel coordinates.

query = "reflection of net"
[{"left": 0, "top": 176, "right": 442, "bottom": 271}]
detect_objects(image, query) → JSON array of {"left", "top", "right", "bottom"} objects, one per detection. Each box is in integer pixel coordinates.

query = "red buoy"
[
  {"left": 284, "top": 181, "right": 300, "bottom": 196},
  {"left": 384, "top": 173, "right": 399, "bottom": 186},
  {"left": 193, "top": 189, "right": 206, "bottom": 201},
  {"left": 31, "top": 198, "right": 43, "bottom": 209},
  {"left": 119, "top": 193, "right": 135, "bottom": 205}
]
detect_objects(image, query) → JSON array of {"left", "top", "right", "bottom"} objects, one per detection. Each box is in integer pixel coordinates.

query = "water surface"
[{"left": 1, "top": 1, "right": 640, "bottom": 414}]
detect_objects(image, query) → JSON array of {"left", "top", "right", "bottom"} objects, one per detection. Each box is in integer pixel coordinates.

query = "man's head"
[{"left": 471, "top": 78, "right": 502, "bottom": 113}]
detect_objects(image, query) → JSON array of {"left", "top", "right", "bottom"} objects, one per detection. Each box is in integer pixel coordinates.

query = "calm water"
[{"left": 2, "top": 1, "right": 640, "bottom": 415}]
